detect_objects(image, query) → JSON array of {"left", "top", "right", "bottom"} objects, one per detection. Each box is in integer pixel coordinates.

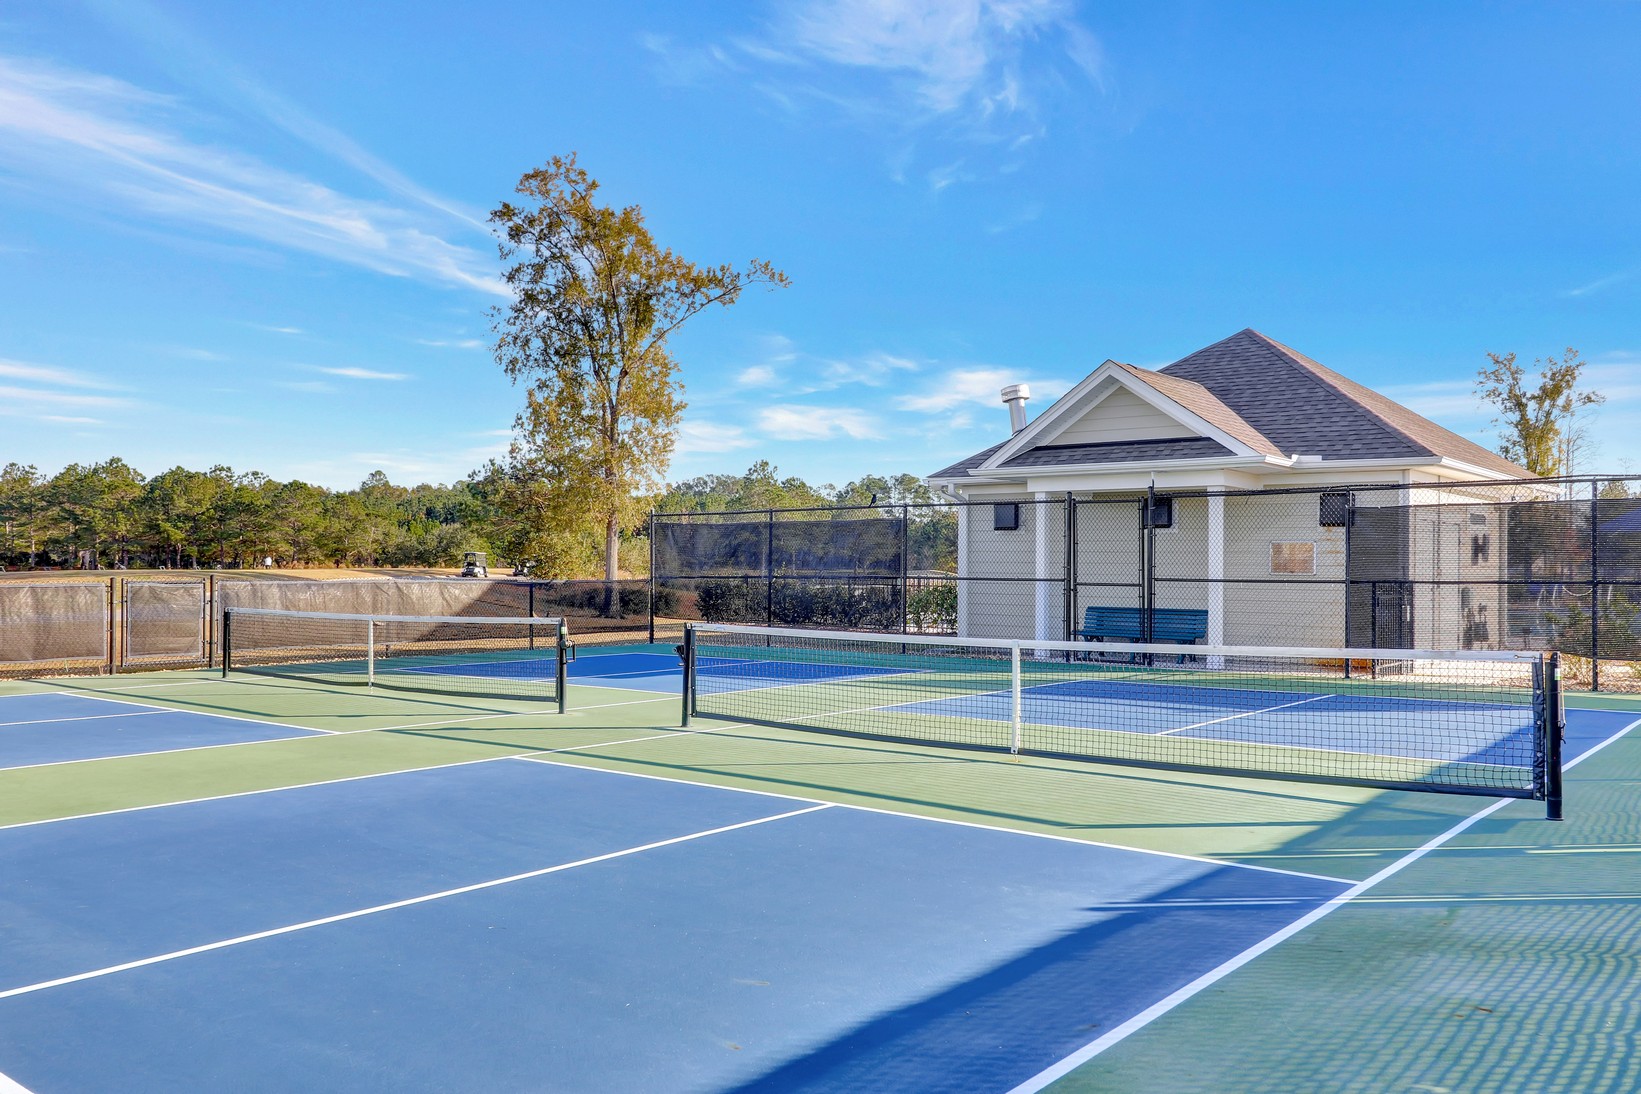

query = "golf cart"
[{"left": 460, "top": 551, "right": 488, "bottom": 578}]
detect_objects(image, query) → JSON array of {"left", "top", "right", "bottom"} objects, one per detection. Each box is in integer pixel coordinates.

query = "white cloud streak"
[
  {"left": 0, "top": 358, "right": 118, "bottom": 389},
  {"left": 758, "top": 404, "right": 881, "bottom": 439},
  {"left": 0, "top": 54, "right": 506, "bottom": 296},
  {"left": 311, "top": 366, "right": 410, "bottom": 381},
  {"left": 895, "top": 366, "right": 1069, "bottom": 412},
  {"left": 677, "top": 420, "right": 757, "bottom": 453}
]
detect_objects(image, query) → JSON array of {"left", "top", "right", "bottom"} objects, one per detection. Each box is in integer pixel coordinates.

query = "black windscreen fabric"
[
  {"left": 772, "top": 518, "right": 903, "bottom": 576},
  {"left": 656, "top": 517, "right": 905, "bottom": 578},
  {"left": 655, "top": 521, "right": 770, "bottom": 578}
]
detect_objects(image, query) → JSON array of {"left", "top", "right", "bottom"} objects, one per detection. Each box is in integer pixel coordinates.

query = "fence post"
[
  {"left": 765, "top": 509, "right": 775, "bottom": 627},
  {"left": 1590, "top": 480, "right": 1601, "bottom": 692},
  {"left": 648, "top": 511, "right": 657, "bottom": 644},
  {"left": 900, "top": 505, "right": 909, "bottom": 634},
  {"left": 206, "top": 574, "right": 217, "bottom": 668},
  {"left": 1063, "top": 493, "right": 1076, "bottom": 642},
  {"left": 1141, "top": 488, "right": 1156, "bottom": 646},
  {"left": 106, "top": 575, "right": 116, "bottom": 675},
  {"left": 1342, "top": 494, "right": 1353, "bottom": 679}
]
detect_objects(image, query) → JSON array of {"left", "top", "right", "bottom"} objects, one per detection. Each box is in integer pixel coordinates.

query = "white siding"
[{"left": 1053, "top": 385, "right": 1197, "bottom": 446}]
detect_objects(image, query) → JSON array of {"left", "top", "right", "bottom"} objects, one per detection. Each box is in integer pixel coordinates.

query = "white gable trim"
[{"left": 977, "top": 361, "right": 1265, "bottom": 471}]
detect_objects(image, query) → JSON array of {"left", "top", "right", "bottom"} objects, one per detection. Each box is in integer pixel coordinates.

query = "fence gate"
[{"left": 120, "top": 579, "right": 209, "bottom": 669}]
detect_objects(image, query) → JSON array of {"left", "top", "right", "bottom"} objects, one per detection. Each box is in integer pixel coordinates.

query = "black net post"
[
  {"left": 220, "top": 608, "right": 232, "bottom": 678},
  {"left": 1545, "top": 652, "right": 1565, "bottom": 820},
  {"left": 556, "top": 622, "right": 569, "bottom": 716},
  {"left": 680, "top": 625, "right": 695, "bottom": 727},
  {"left": 648, "top": 511, "right": 657, "bottom": 644}
]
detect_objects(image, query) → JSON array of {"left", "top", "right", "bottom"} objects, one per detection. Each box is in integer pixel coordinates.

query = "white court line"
[
  {"left": 0, "top": 1067, "right": 32, "bottom": 1093},
  {"left": 517, "top": 741, "right": 1353, "bottom": 886},
  {"left": 0, "top": 725, "right": 332, "bottom": 775},
  {"left": 0, "top": 710, "right": 167, "bottom": 729},
  {"left": 0, "top": 803, "right": 832, "bottom": 1002},
  {"left": 0, "top": 723, "right": 730, "bottom": 832},
  {"left": 1157, "top": 693, "right": 1335, "bottom": 736},
  {"left": 47, "top": 690, "right": 341, "bottom": 737},
  {"left": 1005, "top": 712, "right": 1641, "bottom": 1094},
  {"left": 0, "top": 690, "right": 674, "bottom": 778}
]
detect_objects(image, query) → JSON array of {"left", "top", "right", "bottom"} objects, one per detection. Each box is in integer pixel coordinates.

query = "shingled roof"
[
  {"left": 1159, "top": 330, "right": 1528, "bottom": 476},
  {"left": 930, "top": 329, "right": 1531, "bottom": 481}
]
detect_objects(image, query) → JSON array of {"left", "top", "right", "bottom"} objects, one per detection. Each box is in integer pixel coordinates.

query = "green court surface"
[{"left": 4, "top": 643, "right": 1640, "bottom": 1093}]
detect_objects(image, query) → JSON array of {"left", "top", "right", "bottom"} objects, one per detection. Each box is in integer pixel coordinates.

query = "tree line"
[{"left": 0, "top": 459, "right": 943, "bottom": 575}]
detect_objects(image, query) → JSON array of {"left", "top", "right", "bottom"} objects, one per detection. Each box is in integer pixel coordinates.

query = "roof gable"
[{"left": 978, "top": 360, "right": 1280, "bottom": 472}]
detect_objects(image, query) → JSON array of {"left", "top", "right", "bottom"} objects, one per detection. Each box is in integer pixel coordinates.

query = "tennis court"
[{"left": 2, "top": 622, "right": 1639, "bottom": 1093}]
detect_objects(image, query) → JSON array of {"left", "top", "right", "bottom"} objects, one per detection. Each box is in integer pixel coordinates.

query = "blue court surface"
[
  {"left": 0, "top": 692, "right": 327, "bottom": 770},
  {"left": 0, "top": 758, "right": 1347, "bottom": 1094}
]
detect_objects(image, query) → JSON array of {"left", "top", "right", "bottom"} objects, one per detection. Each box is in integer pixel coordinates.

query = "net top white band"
[
  {"left": 227, "top": 607, "right": 565, "bottom": 629},
  {"left": 689, "top": 622, "right": 1549, "bottom": 664}
]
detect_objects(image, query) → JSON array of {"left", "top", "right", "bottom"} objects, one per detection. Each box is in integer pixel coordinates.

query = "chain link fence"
[
  {"left": 651, "top": 475, "right": 1641, "bottom": 692},
  {"left": 0, "top": 575, "right": 654, "bottom": 680}
]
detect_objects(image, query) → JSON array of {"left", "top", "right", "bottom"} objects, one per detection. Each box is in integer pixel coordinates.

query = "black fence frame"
[{"left": 649, "top": 474, "right": 1641, "bottom": 692}]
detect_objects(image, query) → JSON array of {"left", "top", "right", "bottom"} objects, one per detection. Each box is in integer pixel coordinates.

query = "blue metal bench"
[{"left": 1077, "top": 606, "right": 1208, "bottom": 661}]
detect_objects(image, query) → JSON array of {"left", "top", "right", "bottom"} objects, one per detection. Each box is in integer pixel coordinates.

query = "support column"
[{"left": 956, "top": 502, "right": 969, "bottom": 637}]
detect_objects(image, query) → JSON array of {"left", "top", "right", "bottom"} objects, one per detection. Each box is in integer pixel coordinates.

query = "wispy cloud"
[
  {"left": 801, "top": 351, "right": 920, "bottom": 391},
  {"left": 0, "top": 358, "right": 119, "bottom": 389},
  {"left": 895, "top": 366, "right": 1070, "bottom": 412},
  {"left": 647, "top": 1, "right": 1105, "bottom": 186},
  {"left": 758, "top": 404, "right": 881, "bottom": 439},
  {"left": 781, "top": 0, "right": 1099, "bottom": 116},
  {"left": 1377, "top": 379, "right": 1485, "bottom": 421},
  {"left": 677, "top": 419, "right": 757, "bottom": 453},
  {"left": 416, "top": 338, "right": 487, "bottom": 350},
  {"left": 737, "top": 364, "right": 779, "bottom": 386},
  {"left": 166, "top": 346, "right": 226, "bottom": 362},
  {"left": 0, "top": 54, "right": 506, "bottom": 296},
  {"left": 310, "top": 366, "right": 410, "bottom": 381},
  {"left": 86, "top": 0, "right": 491, "bottom": 231},
  {"left": 252, "top": 323, "right": 304, "bottom": 335},
  {"left": 1560, "top": 270, "right": 1635, "bottom": 298},
  {"left": 0, "top": 384, "right": 131, "bottom": 409}
]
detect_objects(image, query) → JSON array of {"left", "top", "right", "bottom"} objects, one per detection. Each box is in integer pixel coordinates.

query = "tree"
[
  {"left": 489, "top": 154, "right": 789, "bottom": 601},
  {"left": 0, "top": 463, "right": 46, "bottom": 567},
  {"left": 1475, "top": 349, "right": 1605, "bottom": 476}
]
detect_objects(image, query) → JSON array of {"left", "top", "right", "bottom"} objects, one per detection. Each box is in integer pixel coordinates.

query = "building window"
[
  {"left": 993, "top": 503, "right": 1021, "bottom": 531},
  {"left": 1271, "top": 542, "right": 1316, "bottom": 575}
]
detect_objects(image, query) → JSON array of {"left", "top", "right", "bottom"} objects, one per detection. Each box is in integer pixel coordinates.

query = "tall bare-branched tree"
[
  {"left": 1475, "top": 348, "right": 1604, "bottom": 476},
  {"left": 490, "top": 155, "right": 789, "bottom": 594}
]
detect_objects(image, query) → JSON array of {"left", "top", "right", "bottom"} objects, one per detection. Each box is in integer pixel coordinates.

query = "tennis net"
[
  {"left": 682, "top": 624, "right": 1564, "bottom": 816},
  {"left": 223, "top": 607, "right": 571, "bottom": 709}
]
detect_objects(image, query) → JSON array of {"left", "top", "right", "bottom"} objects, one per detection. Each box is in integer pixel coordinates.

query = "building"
[{"left": 927, "top": 329, "right": 1547, "bottom": 650}]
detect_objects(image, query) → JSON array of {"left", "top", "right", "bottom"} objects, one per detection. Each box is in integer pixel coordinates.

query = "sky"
[{"left": 2, "top": 0, "right": 1638, "bottom": 492}]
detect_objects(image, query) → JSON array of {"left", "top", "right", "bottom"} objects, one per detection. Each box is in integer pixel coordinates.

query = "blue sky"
[{"left": 2, "top": 1, "right": 1638, "bottom": 491}]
